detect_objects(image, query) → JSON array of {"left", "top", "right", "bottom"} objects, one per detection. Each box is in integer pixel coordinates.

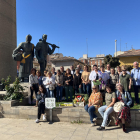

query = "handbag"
[
  {"left": 114, "top": 101, "right": 124, "bottom": 112},
  {"left": 100, "top": 81, "right": 106, "bottom": 90},
  {"left": 49, "top": 86, "right": 55, "bottom": 91}
]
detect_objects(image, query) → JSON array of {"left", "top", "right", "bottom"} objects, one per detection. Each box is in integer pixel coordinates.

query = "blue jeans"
[
  {"left": 46, "top": 88, "right": 50, "bottom": 97},
  {"left": 75, "top": 85, "right": 82, "bottom": 94},
  {"left": 49, "top": 90, "right": 54, "bottom": 97},
  {"left": 84, "top": 104, "right": 97, "bottom": 124},
  {"left": 83, "top": 83, "right": 91, "bottom": 96},
  {"left": 46, "top": 88, "right": 54, "bottom": 97},
  {"left": 98, "top": 105, "right": 114, "bottom": 127},
  {"left": 56, "top": 86, "right": 63, "bottom": 101},
  {"left": 133, "top": 85, "right": 140, "bottom": 104}
]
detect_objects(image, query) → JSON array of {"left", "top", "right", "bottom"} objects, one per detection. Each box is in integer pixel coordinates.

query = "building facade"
[
  {"left": 51, "top": 56, "right": 90, "bottom": 71},
  {"left": 118, "top": 49, "right": 140, "bottom": 66},
  {"left": 79, "top": 54, "right": 105, "bottom": 67}
]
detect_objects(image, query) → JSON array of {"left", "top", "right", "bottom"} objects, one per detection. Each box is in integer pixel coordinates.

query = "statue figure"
[
  {"left": 35, "top": 34, "right": 58, "bottom": 75},
  {"left": 12, "top": 35, "right": 34, "bottom": 82}
]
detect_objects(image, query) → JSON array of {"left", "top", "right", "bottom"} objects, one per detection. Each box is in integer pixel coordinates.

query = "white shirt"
[
  {"left": 105, "top": 70, "right": 111, "bottom": 75},
  {"left": 29, "top": 74, "right": 38, "bottom": 87},
  {"left": 52, "top": 73, "right": 56, "bottom": 81},
  {"left": 43, "top": 76, "right": 55, "bottom": 88},
  {"left": 89, "top": 70, "right": 102, "bottom": 88},
  {"left": 101, "top": 72, "right": 110, "bottom": 84}
]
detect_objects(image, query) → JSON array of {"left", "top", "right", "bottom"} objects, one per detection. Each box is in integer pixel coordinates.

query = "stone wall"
[
  {"left": 0, "top": 0, "right": 17, "bottom": 82},
  {"left": 0, "top": 101, "right": 140, "bottom": 127}
]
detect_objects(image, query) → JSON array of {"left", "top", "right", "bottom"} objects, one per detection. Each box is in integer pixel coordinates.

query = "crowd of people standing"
[{"left": 28, "top": 61, "right": 140, "bottom": 132}]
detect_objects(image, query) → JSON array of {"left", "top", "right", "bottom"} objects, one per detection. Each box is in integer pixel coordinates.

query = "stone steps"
[{"left": 0, "top": 100, "right": 140, "bottom": 127}]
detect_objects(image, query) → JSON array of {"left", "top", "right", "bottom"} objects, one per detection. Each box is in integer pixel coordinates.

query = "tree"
[{"left": 104, "top": 54, "right": 120, "bottom": 68}]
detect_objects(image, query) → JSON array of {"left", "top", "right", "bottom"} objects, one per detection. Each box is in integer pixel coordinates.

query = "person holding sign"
[{"left": 35, "top": 85, "right": 47, "bottom": 123}]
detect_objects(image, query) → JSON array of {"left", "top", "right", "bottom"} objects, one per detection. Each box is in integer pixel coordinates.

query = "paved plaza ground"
[{"left": 0, "top": 118, "right": 139, "bottom": 140}]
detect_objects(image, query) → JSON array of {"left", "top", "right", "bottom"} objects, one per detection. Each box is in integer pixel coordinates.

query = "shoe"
[
  {"left": 35, "top": 119, "right": 39, "bottom": 123},
  {"left": 122, "top": 124, "right": 126, "bottom": 133},
  {"left": 106, "top": 119, "right": 111, "bottom": 127},
  {"left": 91, "top": 123, "right": 95, "bottom": 127},
  {"left": 134, "top": 103, "right": 138, "bottom": 105},
  {"left": 97, "top": 126, "right": 105, "bottom": 131},
  {"left": 93, "top": 117, "right": 98, "bottom": 122},
  {"left": 43, "top": 115, "right": 46, "bottom": 121}
]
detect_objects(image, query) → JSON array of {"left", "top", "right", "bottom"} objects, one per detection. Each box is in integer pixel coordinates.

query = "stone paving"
[{"left": 0, "top": 118, "right": 140, "bottom": 140}]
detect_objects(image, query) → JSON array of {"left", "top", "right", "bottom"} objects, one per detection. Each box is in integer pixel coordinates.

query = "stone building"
[
  {"left": 79, "top": 54, "right": 105, "bottom": 68},
  {"left": 32, "top": 53, "right": 64, "bottom": 71},
  {"left": 51, "top": 56, "right": 89, "bottom": 71},
  {"left": 0, "top": 0, "right": 17, "bottom": 81}
]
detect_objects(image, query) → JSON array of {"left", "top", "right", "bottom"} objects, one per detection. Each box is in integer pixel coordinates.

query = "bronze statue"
[
  {"left": 12, "top": 35, "right": 34, "bottom": 82},
  {"left": 35, "top": 34, "right": 59, "bottom": 75}
]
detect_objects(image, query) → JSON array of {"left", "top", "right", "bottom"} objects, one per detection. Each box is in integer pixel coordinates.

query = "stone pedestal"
[{"left": 0, "top": 0, "right": 17, "bottom": 82}]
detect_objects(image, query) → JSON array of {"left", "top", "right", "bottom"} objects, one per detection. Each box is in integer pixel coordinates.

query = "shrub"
[{"left": 1, "top": 76, "right": 25, "bottom": 102}]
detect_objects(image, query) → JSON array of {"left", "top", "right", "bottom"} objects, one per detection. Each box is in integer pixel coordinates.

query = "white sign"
[{"left": 45, "top": 98, "right": 56, "bottom": 109}]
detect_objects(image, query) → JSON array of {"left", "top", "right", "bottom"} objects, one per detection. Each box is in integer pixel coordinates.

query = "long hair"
[
  {"left": 84, "top": 65, "right": 88, "bottom": 72},
  {"left": 36, "top": 70, "right": 41, "bottom": 77},
  {"left": 39, "top": 85, "right": 46, "bottom": 94},
  {"left": 65, "top": 68, "right": 71, "bottom": 77}
]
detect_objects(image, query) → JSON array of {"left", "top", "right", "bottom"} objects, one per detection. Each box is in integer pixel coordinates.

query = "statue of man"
[
  {"left": 12, "top": 35, "right": 34, "bottom": 82},
  {"left": 35, "top": 34, "right": 57, "bottom": 75}
]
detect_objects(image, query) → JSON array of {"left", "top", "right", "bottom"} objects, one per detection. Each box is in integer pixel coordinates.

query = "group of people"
[
  {"left": 85, "top": 61, "right": 140, "bottom": 133},
  {"left": 85, "top": 84, "right": 132, "bottom": 133},
  {"left": 28, "top": 61, "right": 140, "bottom": 131}
]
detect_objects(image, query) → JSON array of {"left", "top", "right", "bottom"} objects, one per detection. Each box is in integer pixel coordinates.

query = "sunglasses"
[
  {"left": 122, "top": 70, "right": 126, "bottom": 71},
  {"left": 92, "top": 88, "right": 96, "bottom": 89}
]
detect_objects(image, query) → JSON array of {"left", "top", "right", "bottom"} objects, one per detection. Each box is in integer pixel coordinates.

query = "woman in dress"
[
  {"left": 73, "top": 68, "right": 82, "bottom": 94},
  {"left": 84, "top": 85, "right": 103, "bottom": 126},
  {"left": 115, "top": 84, "right": 132, "bottom": 132}
]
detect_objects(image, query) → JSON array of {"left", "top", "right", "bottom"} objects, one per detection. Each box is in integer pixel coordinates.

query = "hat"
[{"left": 113, "top": 102, "right": 124, "bottom": 112}]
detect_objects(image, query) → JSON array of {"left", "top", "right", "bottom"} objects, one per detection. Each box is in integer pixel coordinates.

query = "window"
[{"left": 102, "top": 60, "right": 104, "bottom": 63}]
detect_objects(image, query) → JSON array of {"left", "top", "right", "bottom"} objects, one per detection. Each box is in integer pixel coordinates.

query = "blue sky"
[{"left": 16, "top": 0, "right": 140, "bottom": 59}]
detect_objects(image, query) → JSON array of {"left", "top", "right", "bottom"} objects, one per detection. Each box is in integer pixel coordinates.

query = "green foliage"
[
  {"left": 1, "top": 76, "right": 25, "bottom": 102},
  {"left": 84, "top": 94, "right": 89, "bottom": 104},
  {"left": 126, "top": 65, "right": 133, "bottom": 71},
  {"left": 1, "top": 75, "right": 11, "bottom": 89},
  {"left": 104, "top": 54, "right": 120, "bottom": 68}
]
